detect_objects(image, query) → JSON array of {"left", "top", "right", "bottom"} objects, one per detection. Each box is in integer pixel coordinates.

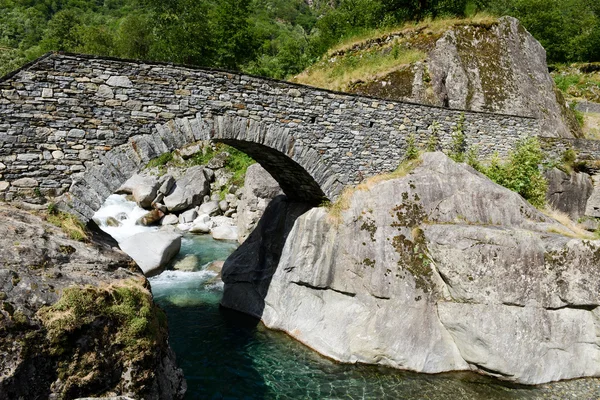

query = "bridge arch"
[{"left": 63, "top": 115, "right": 341, "bottom": 221}]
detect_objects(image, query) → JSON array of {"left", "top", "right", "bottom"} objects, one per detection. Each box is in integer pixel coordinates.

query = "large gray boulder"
[
  {"left": 116, "top": 174, "right": 159, "bottom": 209},
  {"left": 223, "top": 152, "right": 600, "bottom": 385},
  {"left": 119, "top": 231, "right": 182, "bottom": 277},
  {"left": 545, "top": 168, "right": 594, "bottom": 220},
  {"left": 163, "top": 166, "right": 210, "bottom": 212},
  {"left": 350, "top": 17, "right": 582, "bottom": 138},
  {"left": 222, "top": 196, "right": 312, "bottom": 317},
  {"left": 236, "top": 164, "right": 283, "bottom": 243}
]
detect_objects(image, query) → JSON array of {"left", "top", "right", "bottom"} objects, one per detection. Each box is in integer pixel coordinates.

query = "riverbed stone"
[
  {"left": 199, "top": 200, "right": 220, "bottom": 216},
  {"left": 161, "top": 214, "right": 179, "bottom": 226},
  {"left": 163, "top": 166, "right": 210, "bottom": 212},
  {"left": 116, "top": 174, "right": 159, "bottom": 209},
  {"left": 211, "top": 225, "right": 238, "bottom": 241},
  {"left": 179, "top": 209, "right": 198, "bottom": 224},
  {"left": 119, "top": 231, "right": 182, "bottom": 277}
]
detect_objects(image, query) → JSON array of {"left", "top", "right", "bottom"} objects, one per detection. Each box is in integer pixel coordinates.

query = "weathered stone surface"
[
  {"left": 12, "top": 178, "right": 38, "bottom": 188},
  {"left": 0, "top": 181, "right": 9, "bottom": 191},
  {"left": 223, "top": 153, "right": 600, "bottom": 385},
  {"left": 106, "top": 76, "right": 133, "bottom": 88},
  {"left": 163, "top": 167, "right": 210, "bottom": 212},
  {"left": 351, "top": 17, "right": 581, "bottom": 138},
  {"left": 585, "top": 172, "right": 600, "bottom": 218},
  {"left": 178, "top": 209, "right": 198, "bottom": 224},
  {"left": 158, "top": 175, "right": 175, "bottom": 195},
  {"left": 211, "top": 225, "right": 238, "bottom": 241},
  {"left": 119, "top": 232, "right": 182, "bottom": 277},
  {"left": 116, "top": 174, "right": 159, "bottom": 209},
  {"left": 221, "top": 196, "right": 313, "bottom": 317},
  {"left": 0, "top": 205, "right": 185, "bottom": 399},
  {"left": 545, "top": 168, "right": 593, "bottom": 219},
  {"left": 237, "top": 164, "right": 283, "bottom": 243},
  {"left": 199, "top": 200, "right": 220, "bottom": 216},
  {"left": 161, "top": 214, "right": 179, "bottom": 226}
]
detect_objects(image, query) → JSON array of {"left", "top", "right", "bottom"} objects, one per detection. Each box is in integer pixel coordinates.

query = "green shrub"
[
  {"left": 449, "top": 114, "right": 467, "bottom": 163},
  {"left": 480, "top": 137, "right": 548, "bottom": 208},
  {"left": 426, "top": 121, "right": 440, "bottom": 152},
  {"left": 146, "top": 152, "right": 173, "bottom": 169},
  {"left": 405, "top": 134, "right": 419, "bottom": 160},
  {"left": 466, "top": 146, "right": 482, "bottom": 171}
]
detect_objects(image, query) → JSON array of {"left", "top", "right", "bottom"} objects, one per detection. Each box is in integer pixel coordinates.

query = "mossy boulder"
[
  {"left": 347, "top": 17, "right": 583, "bottom": 138},
  {"left": 0, "top": 205, "right": 186, "bottom": 399}
]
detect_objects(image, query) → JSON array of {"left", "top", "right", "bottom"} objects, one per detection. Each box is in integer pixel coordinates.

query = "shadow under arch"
[{"left": 215, "top": 139, "right": 326, "bottom": 205}]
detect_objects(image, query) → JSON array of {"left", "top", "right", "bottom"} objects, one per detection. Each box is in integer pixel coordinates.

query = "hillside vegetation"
[
  {"left": 0, "top": 0, "right": 599, "bottom": 79},
  {"left": 292, "top": 14, "right": 497, "bottom": 92}
]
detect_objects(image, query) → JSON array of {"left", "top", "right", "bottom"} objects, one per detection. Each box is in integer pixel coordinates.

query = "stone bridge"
[{"left": 0, "top": 52, "right": 593, "bottom": 221}]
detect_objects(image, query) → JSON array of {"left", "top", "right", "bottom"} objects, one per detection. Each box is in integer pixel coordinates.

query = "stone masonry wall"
[{"left": 0, "top": 53, "right": 540, "bottom": 218}]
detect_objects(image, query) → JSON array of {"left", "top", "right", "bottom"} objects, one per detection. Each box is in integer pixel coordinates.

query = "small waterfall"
[{"left": 92, "top": 194, "right": 157, "bottom": 243}]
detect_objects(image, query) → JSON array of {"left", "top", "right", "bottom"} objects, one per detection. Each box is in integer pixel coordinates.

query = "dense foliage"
[{"left": 1, "top": 0, "right": 598, "bottom": 78}]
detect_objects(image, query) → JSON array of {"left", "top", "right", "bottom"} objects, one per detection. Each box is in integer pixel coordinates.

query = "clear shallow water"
[{"left": 149, "top": 235, "right": 546, "bottom": 400}]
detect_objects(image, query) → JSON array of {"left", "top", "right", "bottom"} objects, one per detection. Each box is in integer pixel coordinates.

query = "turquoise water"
[{"left": 149, "top": 234, "right": 543, "bottom": 400}]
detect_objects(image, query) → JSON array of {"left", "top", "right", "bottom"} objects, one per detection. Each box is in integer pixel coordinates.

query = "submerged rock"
[
  {"left": 223, "top": 152, "right": 600, "bottom": 385},
  {"left": 119, "top": 231, "right": 182, "bottom": 277}
]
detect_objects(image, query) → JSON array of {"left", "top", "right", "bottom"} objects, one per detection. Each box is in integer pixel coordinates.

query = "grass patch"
[
  {"left": 327, "top": 13, "right": 497, "bottom": 56},
  {"left": 37, "top": 278, "right": 166, "bottom": 357},
  {"left": 551, "top": 65, "right": 600, "bottom": 103},
  {"left": 223, "top": 146, "right": 255, "bottom": 187},
  {"left": 326, "top": 157, "right": 422, "bottom": 223},
  {"left": 145, "top": 152, "right": 173, "bottom": 169},
  {"left": 46, "top": 204, "right": 88, "bottom": 242},
  {"left": 542, "top": 206, "right": 595, "bottom": 240},
  {"left": 293, "top": 47, "right": 425, "bottom": 92},
  {"left": 188, "top": 145, "right": 216, "bottom": 166}
]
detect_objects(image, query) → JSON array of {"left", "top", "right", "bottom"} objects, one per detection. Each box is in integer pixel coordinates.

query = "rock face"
[
  {"left": 586, "top": 172, "right": 600, "bottom": 219},
  {"left": 119, "top": 231, "right": 182, "bottom": 277},
  {"left": 545, "top": 168, "right": 594, "bottom": 219},
  {"left": 0, "top": 205, "right": 186, "bottom": 399},
  {"left": 223, "top": 152, "right": 600, "bottom": 385},
  {"left": 236, "top": 164, "right": 283, "bottom": 243},
  {"left": 221, "top": 196, "right": 312, "bottom": 317},
  {"left": 351, "top": 17, "right": 582, "bottom": 138}
]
